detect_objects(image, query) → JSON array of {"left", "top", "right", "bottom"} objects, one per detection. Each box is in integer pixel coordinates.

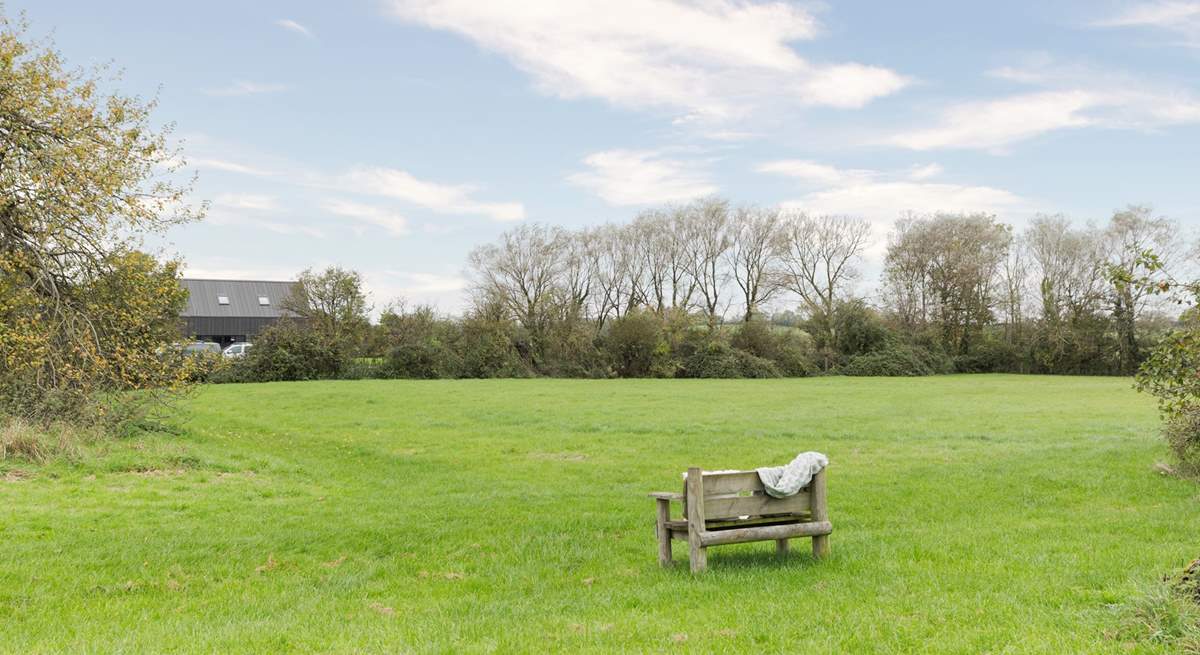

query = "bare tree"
[
  {"left": 467, "top": 224, "right": 566, "bottom": 334},
  {"left": 727, "top": 206, "right": 785, "bottom": 321},
  {"left": 680, "top": 197, "right": 733, "bottom": 326},
  {"left": 1025, "top": 215, "right": 1107, "bottom": 324},
  {"left": 779, "top": 212, "right": 871, "bottom": 340}
]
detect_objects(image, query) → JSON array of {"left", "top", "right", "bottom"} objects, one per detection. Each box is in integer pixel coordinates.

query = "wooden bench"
[{"left": 650, "top": 466, "right": 831, "bottom": 573}]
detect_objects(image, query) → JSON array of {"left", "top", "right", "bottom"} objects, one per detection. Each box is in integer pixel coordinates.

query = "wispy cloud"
[
  {"left": 384, "top": 0, "right": 908, "bottom": 123},
  {"left": 276, "top": 18, "right": 314, "bottom": 38},
  {"left": 886, "top": 58, "right": 1200, "bottom": 151},
  {"left": 206, "top": 193, "right": 325, "bottom": 238},
  {"left": 754, "top": 160, "right": 875, "bottom": 187},
  {"left": 568, "top": 149, "right": 717, "bottom": 206},
  {"left": 321, "top": 198, "right": 410, "bottom": 236},
  {"left": 1093, "top": 1, "right": 1200, "bottom": 46},
  {"left": 364, "top": 270, "right": 469, "bottom": 313},
  {"left": 759, "top": 160, "right": 1027, "bottom": 240},
  {"left": 204, "top": 80, "right": 287, "bottom": 97},
  {"left": 332, "top": 167, "right": 525, "bottom": 222},
  {"left": 213, "top": 193, "right": 280, "bottom": 212}
]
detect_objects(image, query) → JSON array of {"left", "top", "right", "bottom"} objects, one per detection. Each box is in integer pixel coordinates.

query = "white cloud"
[
  {"left": 178, "top": 147, "right": 525, "bottom": 223},
  {"left": 568, "top": 149, "right": 717, "bottom": 205},
  {"left": 334, "top": 167, "right": 525, "bottom": 222},
  {"left": 205, "top": 193, "right": 325, "bottom": 237},
  {"left": 204, "top": 80, "right": 287, "bottom": 97},
  {"left": 1093, "top": 1, "right": 1200, "bottom": 46},
  {"left": 760, "top": 160, "right": 1028, "bottom": 253},
  {"left": 214, "top": 193, "right": 279, "bottom": 212},
  {"left": 364, "top": 270, "right": 469, "bottom": 313},
  {"left": 384, "top": 0, "right": 908, "bottom": 122},
  {"left": 754, "top": 160, "right": 875, "bottom": 186},
  {"left": 321, "top": 198, "right": 410, "bottom": 236},
  {"left": 888, "top": 90, "right": 1098, "bottom": 151},
  {"left": 204, "top": 211, "right": 326, "bottom": 239},
  {"left": 887, "top": 58, "right": 1200, "bottom": 151},
  {"left": 907, "top": 163, "right": 943, "bottom": 180},
  {"left": 276, "top": 18, "right": 313, "bottom": 38},
  {"left": 187, "top": 157, "right": 277, "bottom": 177}
]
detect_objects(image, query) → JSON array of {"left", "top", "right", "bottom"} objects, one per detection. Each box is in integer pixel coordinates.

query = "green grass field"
[{"left": 2, "top": 376, "right": 1197, "bottom": 653}]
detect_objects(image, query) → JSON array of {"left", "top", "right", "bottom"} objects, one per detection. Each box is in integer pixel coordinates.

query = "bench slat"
[
  {"left": 701, "top": 520, "right": 832, "bottom": 547},
  {"left": 696, "top": 471, "right": 763, "bottom": 495},
  {"left": 702, "top": 491, "right": 811, "bottom": 521}
]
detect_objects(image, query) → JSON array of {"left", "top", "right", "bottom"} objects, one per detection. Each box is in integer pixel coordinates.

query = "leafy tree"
[
  {"left": 0, "top": 16, "right": 199, "bottom": 425},
  {"left": 283, "top": 266, "right": 371, "bottom": 353}
]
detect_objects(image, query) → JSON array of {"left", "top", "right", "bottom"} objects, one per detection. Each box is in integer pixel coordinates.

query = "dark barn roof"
[{"left": 180, "top": 279, "right": 297, "bottom": 318}]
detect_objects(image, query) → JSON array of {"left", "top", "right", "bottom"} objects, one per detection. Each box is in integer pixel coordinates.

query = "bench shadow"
[{"left": 663, "top": 547, "right": 828, "bottom": 573}]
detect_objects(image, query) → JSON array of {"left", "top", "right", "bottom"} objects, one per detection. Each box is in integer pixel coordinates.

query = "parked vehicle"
[
  {"left": 182, "top": 342, "right": 221, "bottom": 356},
  {"left": 223, "top": 343, "right": 253, "bottom": 358}
]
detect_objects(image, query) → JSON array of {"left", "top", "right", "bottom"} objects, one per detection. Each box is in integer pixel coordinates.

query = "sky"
[{"left": 13, "top": 0, "right": 1200, "bottom": 315}]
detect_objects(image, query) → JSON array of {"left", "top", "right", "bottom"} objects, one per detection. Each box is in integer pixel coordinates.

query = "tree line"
[{"left": 221, "top": 198, "right": 1191, "bottom": 383}]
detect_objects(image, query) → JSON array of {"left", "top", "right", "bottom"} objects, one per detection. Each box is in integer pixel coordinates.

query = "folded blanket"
[{"left": 756, "top": 452, "right": 828, "bottom": 498}]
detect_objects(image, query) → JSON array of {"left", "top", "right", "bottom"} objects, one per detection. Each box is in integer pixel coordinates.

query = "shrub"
[
  {"left": 680, "top": 339, "right": 780, "bottom": 379},
  {"left": 840, "top": 342, "right": 949, "bottom": 377},
  {"left": 603, "top": 310, "right": 666, "bottom": 377},
  {"left": 954, "top": 338, "right": 1023, "bottom": 373},
  {"left": 1164, "top": 407, "right": 1200, "bottom": 477},
  {"left": 456, "top": 314, "right": 530, "bottom": 379},
  {"left": 241, "top": 321, "right": 345, "bottom": 382},
  {"left": 732, "top": 320, "right": 816, "bottom": 377}
]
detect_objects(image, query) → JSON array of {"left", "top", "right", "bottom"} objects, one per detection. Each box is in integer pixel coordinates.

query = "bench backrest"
[{"left": 684, "top": 469, "right": 813, "bottom": 522}]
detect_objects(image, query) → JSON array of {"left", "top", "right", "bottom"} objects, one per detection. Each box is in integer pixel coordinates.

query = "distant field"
[{"left": 1, "top": 376, "right": 1197, "bottom": 653}]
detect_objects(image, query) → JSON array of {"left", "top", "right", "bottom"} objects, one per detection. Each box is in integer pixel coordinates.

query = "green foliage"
[
  {"left": 455, "top": 312, "right": 530, "bottom": 379},
  {"left": 732, "top": 319, "right": 815, "bottom": 377},
  {"left": 379, "top": 304, "right": 461, "bottom": 379},
  {"left": 0, "top": 17, "right": 198, "bottom": 427},
  {"left": 840, "top": 342, "right": 950, "bottom": 377},
  {"left": 283, "top": 266, "right": 371, "bottom": 354},
  {"left": 1163, "top": 406, "right": 1200, "bottom": 477},
  {"left": 1136, "top": 330, "right": 1200, "bottom": 420},
  {"left": 680, "top": 338, "right": 780, "bottom": 378},
  {"left": 240, "top": 321, "right": 344, "bottom": 382},
  {"left": 603, "top": 309, "right": 667, "bottom": 377}
]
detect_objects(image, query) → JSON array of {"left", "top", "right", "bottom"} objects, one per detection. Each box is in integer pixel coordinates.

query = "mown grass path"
[{"left": 1, "top": 376, "right": 1197, "bottom": 653}]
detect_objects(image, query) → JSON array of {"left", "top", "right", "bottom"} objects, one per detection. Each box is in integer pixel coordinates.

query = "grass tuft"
[
  {"left": 0, "top": 418, "right": 87, "bottom": 463},
  {"left": 1114, "top": 573, "right": 1200, "bottom": 653}
]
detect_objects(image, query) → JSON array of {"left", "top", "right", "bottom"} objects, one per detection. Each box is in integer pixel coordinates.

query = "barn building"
[{"left": 179, "top": 278, "right": 297, "bottom": 348}]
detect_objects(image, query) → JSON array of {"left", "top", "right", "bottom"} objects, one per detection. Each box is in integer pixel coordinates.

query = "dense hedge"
[{"left": 205, "top": 298, "right": 1175, "bottom": 383}]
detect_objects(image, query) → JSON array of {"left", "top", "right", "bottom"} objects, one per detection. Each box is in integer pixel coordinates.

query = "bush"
[
  {"left": 680, "top": 339, "right": 780, "bottom": 379},
  {"left": 603, "top": 310, "right": 667, "bottom": 377},
  {"left": 954, "top": 338, "right": 1024, "bottom": 373},
  {"left": 241, "top": 321, "right": 345, "bottom": 382},
  {"left": 840, "top": 342, "right": 950, "bottom": 377},
  {"left": 1164, "top": 407, "right": 1200, "bottom": 477},
  {"left": 456, "top": 314, "right": 531, "bottom": 379},
  {"left": 732, "top": 320, "right": 816, "bottom": 377}
]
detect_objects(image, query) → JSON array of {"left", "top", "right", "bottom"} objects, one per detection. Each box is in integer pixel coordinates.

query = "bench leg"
[
  {"left": 689, "top": 542, "right": 707, "bottom": 573},
  {"left": 655, "top": 499, "right": 672, "bottom": 567},
  {"left": 812, "top": 534, "right": 829, "bottom": 559},
  {"left": 775, "top": 538, "right": 789, "bottom": 557}
]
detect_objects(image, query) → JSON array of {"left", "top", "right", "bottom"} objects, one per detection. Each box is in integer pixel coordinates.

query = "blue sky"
[{"left": 15, "top": 1, "right": 1200, "bottom": 313}]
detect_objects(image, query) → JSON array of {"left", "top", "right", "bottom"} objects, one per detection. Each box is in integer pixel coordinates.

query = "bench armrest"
[{"left": 648, "top": 491, "right": 684, "bottom": 501}]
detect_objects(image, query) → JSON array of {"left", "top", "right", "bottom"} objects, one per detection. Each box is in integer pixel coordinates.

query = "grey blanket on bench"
[{"left": 756, "top": 452, "right": 828, "bottom": 498}]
